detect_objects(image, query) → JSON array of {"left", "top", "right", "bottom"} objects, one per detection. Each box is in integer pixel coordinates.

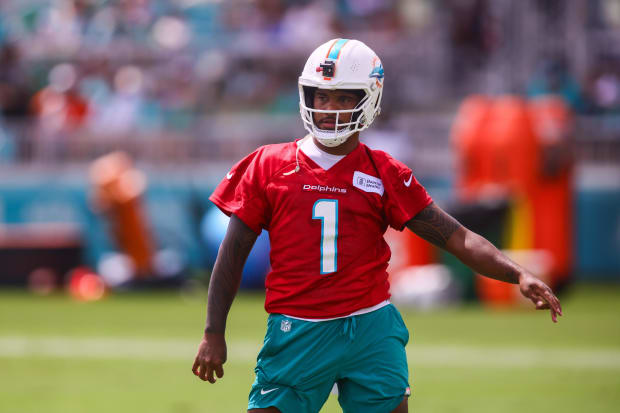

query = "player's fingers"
[
  {"left": 539, "top": 293, "right": 559, "bottom": 323},
  {"left": 530, "top": 286, "right": 561, "bottom": 322},
  {"left": 192, "top": 358, "right": 200, "bottom": 376},
  {"left": 198, "top": 361, "right": 210, "bottom": 381},
  {"left": 538, "top": 288, "right": 561, "bottom": 317},
  {"left": 549, "top": 297, "right": 561, "bottom": 317},
  {"left": 544, "top": 290, "right": 562, "bottom": 316},
  {"left": 206, "top": 364, "right": 216, "bottom": 383},
  {"left": 550, "top": 307, "right": 558, "bottom": 323},
  {"left": 215, "top": 363, "right": 224, "bottom": 379}
]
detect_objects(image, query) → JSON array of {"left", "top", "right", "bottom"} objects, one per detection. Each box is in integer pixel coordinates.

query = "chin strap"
[{"left": 283, "top": 135, "right": 310, "bottom": 175}]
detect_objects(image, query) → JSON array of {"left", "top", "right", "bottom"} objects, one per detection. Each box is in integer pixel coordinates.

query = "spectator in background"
[
  {"left": 30, "top": 63, "right": 89, "bottom": 160},
  {"left": 0, "top": 43, "right": 32, "bottom": 120},
  {"left": 584, "top": 54, "right": 620, "bottom": 114},
  {"left": 31, "top": 64, "right": 89, "bottom": 133},
  {"left": 448, "top": 0, "right": 499, "bottom": 90},
  {"left": 220, "top": 0, "right": 287, "bottom": 47},
  {"left": 336, "top": 0, "right": 403, "bottom": 34},
  {"left": 89, "top": 65, "right": 144, "bottom": 135},
  {"left": 0, "top": 42, "right": 27, "bottom": 162},
  {"left": 279, "top": 0, "right": 337, "bottom": 52},
  {"left": 155, "top": 57, "right": 199, "bottom": 130},
  {"left": 527, "top": 55, "right": 586, "bottom": 114},
  {"left": 116, "top": 0, "right": 154, "bottom": 39}
]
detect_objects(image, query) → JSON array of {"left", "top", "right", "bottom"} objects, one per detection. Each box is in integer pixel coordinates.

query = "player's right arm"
[{"left": 192, "top": 214, "right": 258, "bottom": 383}]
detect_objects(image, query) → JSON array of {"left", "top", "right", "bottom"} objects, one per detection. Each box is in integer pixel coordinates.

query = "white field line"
[{"left": 0, "top": 336, "right": 619, "bottom": 369}]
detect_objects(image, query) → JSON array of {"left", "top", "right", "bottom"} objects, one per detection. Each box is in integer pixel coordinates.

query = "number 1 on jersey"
[{"left": 312, "top": 199, "right": 338, "bottom": 274}]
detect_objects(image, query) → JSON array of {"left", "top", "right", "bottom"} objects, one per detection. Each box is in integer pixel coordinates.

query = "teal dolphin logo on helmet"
[{"left": 369, "top": 64, "right": 384, "bottom": 80}]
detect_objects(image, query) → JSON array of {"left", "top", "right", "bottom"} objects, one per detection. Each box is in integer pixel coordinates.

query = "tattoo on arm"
[
  {"left": 205, "top": 215, "right": 258, "bottom": 334},
  {"left": 406, "top": 203, "right": 460, "bottom": 248}
]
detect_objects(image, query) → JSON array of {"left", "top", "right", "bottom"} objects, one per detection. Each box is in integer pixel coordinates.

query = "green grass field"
[{"left": 1, "top": 284, "right": 620, "bottom": 413}]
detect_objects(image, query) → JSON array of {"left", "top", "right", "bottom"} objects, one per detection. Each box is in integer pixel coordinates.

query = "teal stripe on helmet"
[{"left": 327, "top": 39, "right": 349, "bottom": 60}]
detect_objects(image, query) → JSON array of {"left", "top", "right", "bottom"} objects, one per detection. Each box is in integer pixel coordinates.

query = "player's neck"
[{"left": 312, "top": 133, "right": 360, "bottom": 156}]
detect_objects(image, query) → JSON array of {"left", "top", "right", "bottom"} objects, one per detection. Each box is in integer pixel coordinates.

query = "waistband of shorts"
[{"left": 280, "top": 300, "right": 391, "bottom": 322}]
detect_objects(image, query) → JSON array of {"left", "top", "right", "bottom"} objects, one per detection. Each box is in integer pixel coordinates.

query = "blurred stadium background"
[{"left": 0, "top": 0, "right": 619, "bottom": 412}]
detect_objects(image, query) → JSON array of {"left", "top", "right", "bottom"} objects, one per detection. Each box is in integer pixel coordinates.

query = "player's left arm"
[{"left": 405, "top": 202, "right": 563, "bottom": 322}]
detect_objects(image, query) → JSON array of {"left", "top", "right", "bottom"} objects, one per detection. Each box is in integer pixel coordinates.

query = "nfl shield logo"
[{"left": 280, "top": 319, "right": 292, "bottom": 333}]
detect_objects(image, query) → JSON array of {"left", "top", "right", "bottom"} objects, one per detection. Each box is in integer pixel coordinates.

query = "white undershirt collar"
[{"left": 299, "top": 136, "right": 346, "bottom": 171}]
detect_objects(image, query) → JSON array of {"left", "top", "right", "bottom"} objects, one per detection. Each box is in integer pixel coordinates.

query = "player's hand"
[
  {"left": 518, "top": 273, "right": 563, "bottom": 323},
  {"left": 192, "top": 332, "right": 227, "bottom": 383}
]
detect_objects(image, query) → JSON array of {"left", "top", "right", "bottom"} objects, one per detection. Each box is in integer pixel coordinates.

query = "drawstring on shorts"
[{"left": 341, "top": 316, "right": 357, "bottom": 341}]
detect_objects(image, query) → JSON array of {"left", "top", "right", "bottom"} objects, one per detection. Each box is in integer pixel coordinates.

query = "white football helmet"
[{"left": 298, "top": 39, "right": 384, "bottom": 147}]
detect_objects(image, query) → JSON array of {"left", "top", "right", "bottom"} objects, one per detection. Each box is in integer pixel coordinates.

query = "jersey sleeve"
[
  {"left": 209, "top": 148, "right": 270, "bottom": 234},
  {"left": 381, "top": 158, "right": 433, "bottom": 231}
]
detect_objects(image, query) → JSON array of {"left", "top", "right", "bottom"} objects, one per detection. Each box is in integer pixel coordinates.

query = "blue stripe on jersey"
[{"left": 327, "top": 39, "right": 349, "bottom": 60}]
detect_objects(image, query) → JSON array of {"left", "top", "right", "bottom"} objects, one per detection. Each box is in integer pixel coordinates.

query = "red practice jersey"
[{"left": 210, "top": 140, "right": 432, "bottom": 318}]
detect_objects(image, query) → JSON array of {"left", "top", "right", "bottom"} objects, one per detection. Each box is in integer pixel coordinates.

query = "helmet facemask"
[{"left": 299, "top": 86, "right": 380, "bottom": 147}]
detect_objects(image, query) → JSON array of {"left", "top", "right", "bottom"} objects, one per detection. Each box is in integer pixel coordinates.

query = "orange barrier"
[
  {"left": 453, "top": 95, "right": 573, "bottom": 303},
  {"left": 90, "top": 152, "right": 153, "bottom": 277},
  {"left": 451, "top": 95, "right": 494, "bottom": 200},
  {"left": 487, "top": 96, "right": 540, "bottom": 195},
  {"left": 528, "top": 96, "right": 573, "bottom": 284}
]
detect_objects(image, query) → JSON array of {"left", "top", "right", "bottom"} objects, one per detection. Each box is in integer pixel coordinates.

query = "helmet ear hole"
[
  {"left": 352, "top": 89, "right": 366, "bottom": 102},
  {"left": 350, "top": 89, "right": 367, "bottom": 124}
]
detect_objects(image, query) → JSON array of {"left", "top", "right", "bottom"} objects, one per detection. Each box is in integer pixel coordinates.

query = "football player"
[{"left": 192, "top": 39, "right": 562, "bottom": 413}]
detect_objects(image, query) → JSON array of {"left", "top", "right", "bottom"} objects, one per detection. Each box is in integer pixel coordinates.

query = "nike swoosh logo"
[
  {"left": 226, "top": 172, "right": 234, "bottom": 180},
  {"left": 404, "top": 173, "right": 413, "bottom": 187},
  {"left": 260, "top": 388, "right": 279, "bottom": 395}
]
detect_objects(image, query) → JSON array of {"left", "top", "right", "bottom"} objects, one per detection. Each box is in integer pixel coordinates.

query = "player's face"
[{"left": 313, "top": 89, "right": 361, "bottom": 130}]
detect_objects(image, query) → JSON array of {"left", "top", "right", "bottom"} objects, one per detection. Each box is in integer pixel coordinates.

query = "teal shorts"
[{"left": 247, "top": 304, "right": 410, "bottom": 413}]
